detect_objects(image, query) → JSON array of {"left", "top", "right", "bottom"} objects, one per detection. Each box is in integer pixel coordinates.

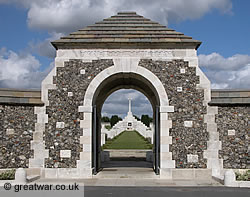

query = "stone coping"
[
  {"left": 0, "top": 88, "right": 43, "bottom": 105},
  {"left": 212, "top": 89, "right": 250, "bottom": 92},
  {"left": 211, "top": 89, "right": 250, "bottom": 97},
  {"left": 210, "top": 89, "right": 250, "bottom": 105},
  {"left": 0, "top": 88, "right": 249, "bottom": 105}
]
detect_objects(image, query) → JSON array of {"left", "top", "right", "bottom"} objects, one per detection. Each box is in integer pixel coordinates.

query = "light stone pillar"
[
  {"left": 159, "top": 106, "right": 175, "bottom": 179},
  {"left": 29, "top": 59, "right": 60, "bottom": 170},
  {"left": 29, "top": 106, "right": 49, "bottom": 169},
  {"left": 78, "top": 107, "right": 93, "bottom": 177},
  {"left": 204, "top": 106, "right": 223, "bottom": 178}
]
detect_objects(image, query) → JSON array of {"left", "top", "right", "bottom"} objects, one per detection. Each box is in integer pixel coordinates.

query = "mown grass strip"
[{"left": 103, "top": 130, "right": 152, "bottom": 149}]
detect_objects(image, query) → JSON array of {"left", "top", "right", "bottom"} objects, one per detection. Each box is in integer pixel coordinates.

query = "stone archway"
[
  {"left": 28, "top": 11, "right": 223, "bottom": 180},
  {"left": 78, "top": 58, "right": 175, "bottom": 176}
]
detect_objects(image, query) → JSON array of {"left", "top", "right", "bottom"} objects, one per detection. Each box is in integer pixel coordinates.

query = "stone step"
[
  {"left": 26, "top": 175, "right": 40, "bottom": 183},
  {"left": 94, "top": 168, "right": 159, "bottom": 179},
  {"left": 104, "top": 149, "right": 151, "bottom": 158}
]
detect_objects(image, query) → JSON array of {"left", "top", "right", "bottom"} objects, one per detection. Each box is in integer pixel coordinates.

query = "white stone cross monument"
[{"left": 128, "top": 98, "right": 132, "bottom": 116}]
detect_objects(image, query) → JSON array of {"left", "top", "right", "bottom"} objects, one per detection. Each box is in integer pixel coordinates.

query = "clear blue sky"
[{"left": 170, "top": 1, "right": 250, "bottom": 58}]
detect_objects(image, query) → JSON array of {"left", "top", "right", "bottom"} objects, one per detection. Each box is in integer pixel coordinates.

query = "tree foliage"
[
  {"left": 104, "top": 125, "right": 111, "bottom": 130},
  {"left": 101, "top": 116, "right": 110, "bottom": 122},
  {"left": 141, "top": 114, "right": 152, "bottom": 127},
  {"left": 110, "top": 115, "right": 122, "bottom": 127},
  {"left": 133, "top": 115, "right": 140, "bottom": 121}
]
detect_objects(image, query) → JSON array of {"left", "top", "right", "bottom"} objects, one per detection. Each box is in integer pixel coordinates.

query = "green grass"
[{"left": 103, "top": 130, "right": 152, "bottom": 149}]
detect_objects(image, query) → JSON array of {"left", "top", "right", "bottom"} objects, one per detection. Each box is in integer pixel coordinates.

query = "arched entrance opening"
[
  {"left": 91, "top": 72, "right": 161, "bottom": 175},
  {"left": 100, "top": 89, "right": 153, "bottom": 169}
]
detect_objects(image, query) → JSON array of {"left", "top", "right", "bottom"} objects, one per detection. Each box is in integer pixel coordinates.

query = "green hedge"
[
  {"left": 0, "top": 169, "right": 15, "bottom": 180},
  {"left": 236, "top": 170, "right": 250, "bottom": 181}
]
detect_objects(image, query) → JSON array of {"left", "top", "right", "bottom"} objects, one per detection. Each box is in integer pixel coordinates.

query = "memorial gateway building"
[{"left": 0, "top": 12, "right": 249, "bottom": 181}]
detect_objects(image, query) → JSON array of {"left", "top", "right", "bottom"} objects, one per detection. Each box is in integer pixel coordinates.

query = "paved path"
[
  {"left": 96, "top": 167, "right": 156, "bottom": 178},
  {"left": 34, "top": 161, "right": 223, "bottom": 187},
  {"left": 35, "top": 164, "right": 222, "bottom": 187},
  {"left": 36, "top": 177, "right": 222, "bottom": 187}
]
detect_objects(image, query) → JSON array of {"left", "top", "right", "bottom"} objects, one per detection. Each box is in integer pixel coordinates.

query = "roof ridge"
[
  {"left": 117, "top": 11, "right": 137, "bottom": 14},
  {"left": 94, "top": 13, "right": 163, "bottom": 26}
]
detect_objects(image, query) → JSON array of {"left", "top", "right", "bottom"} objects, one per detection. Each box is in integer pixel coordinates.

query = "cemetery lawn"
[{"left": 103, "top": 130, "right": 152, "bottom": 149}]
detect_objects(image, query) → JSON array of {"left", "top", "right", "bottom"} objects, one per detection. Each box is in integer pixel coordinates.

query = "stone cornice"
[{"left": 56, "top": 49, "right": 197, "bottom": 59}]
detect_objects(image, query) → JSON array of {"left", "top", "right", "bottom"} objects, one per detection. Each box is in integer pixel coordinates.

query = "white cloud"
[
  {"left": 199, "top": 53, "right": 250, "bottom": 89},
  {"left": 29, "top": 32, "right": 64, "bottom": 58},
  {"left": 0, "top": 0, "right": 232, "bottom": 34},
  {"left": 0, "top": 0, "right": 233, "bottom": 68},
  {"left": 0, "top": 48, "right": 52, "bottom": 89},
  {"left": 2, "top": 0, "right": 246, "bottom": 112},
  {"left": 199, "top": 53, "right": 250, "bottom": 71},
  {"left": 102, "top": 89, "right": 153, "bottom": 118}
]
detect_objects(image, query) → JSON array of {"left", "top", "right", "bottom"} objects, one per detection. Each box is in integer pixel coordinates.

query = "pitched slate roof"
[{"left": 52, "top": 12, "right": 201, "bottom": 50}]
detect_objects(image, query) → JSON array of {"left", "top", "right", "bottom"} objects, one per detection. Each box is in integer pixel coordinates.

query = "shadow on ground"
[{"left": 101, "top": 157, "right": 153, "bottom": 168}]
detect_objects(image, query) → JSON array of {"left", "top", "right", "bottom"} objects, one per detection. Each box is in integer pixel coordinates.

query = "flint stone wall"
[
  {"left": 0, "top": 58, "right": 208, "bottom": 169},
  {"left": 139, "top": 59, "right": 208, "bottom": 168},
  {"left": 216, "top": 106, "right": 249, "bottom": 169},
  {"left": 44, "top": 58, "right": 208, "bottom": 168},
  {"left": 0, "top": 105, "right": 35, "bottom": 168},
  {"left": 45, "top": 59, "right": 113, "bottom": 168},
  {"left": 0, "top": 59, "right": 249, "bottom": 171}
]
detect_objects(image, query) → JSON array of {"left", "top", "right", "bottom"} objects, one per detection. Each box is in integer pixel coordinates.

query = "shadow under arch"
[
  {"left": 83, "top": 65, "right": 169, "bottom": 107},
  {"left": 94, "top": 72, "right": 160, "bottom": 114}
]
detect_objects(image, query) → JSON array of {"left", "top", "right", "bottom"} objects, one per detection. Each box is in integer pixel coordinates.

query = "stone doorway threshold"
[
  {"left": 98, "top": 157, "right": 155, "bottom": 178},
  {"left": 95, "top": 167, "right": 157, "bottom": 179},
  {"left": 32, "top": 159, "right": 222, "bottom": 187}
]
